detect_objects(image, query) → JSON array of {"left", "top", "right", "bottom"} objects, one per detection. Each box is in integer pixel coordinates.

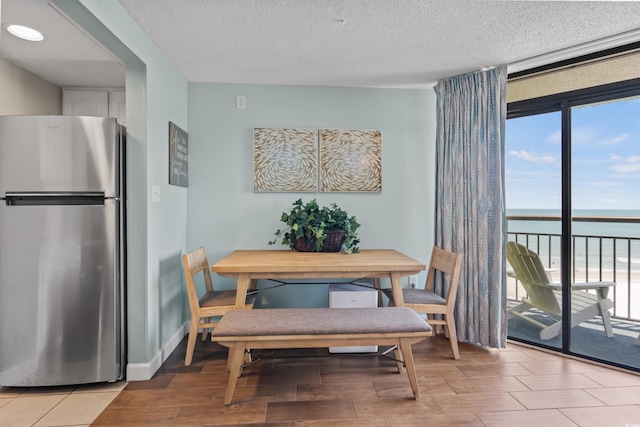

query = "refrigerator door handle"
[{"left": 4, "top": 191, "right": 105, "bottom": 206}]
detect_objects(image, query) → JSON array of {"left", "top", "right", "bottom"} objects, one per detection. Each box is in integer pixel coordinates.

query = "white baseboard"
[{"left": 125, "top": 324, "right": 188, "bottom": 381}]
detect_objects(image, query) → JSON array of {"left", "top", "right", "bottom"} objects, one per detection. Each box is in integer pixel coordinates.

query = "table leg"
[
  {"left": 390, "top": 272, "right": 404, "bottom": 307},
  {"left": 373, "top": 278, "right": 383, "bottom": 307},
  {"left": 393, "top": 345, "right": 404, "bottom": 374},
  {"left": 235, "top": 273, "right": 250, "bottom": 310}
]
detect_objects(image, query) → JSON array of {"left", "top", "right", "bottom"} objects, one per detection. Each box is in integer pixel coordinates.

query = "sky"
[{"left": 505, "top": 96, "right": 640, "bottom": 211}]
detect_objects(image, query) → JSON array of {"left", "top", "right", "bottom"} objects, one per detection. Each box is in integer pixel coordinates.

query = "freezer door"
[
  {"left": 0, "top": 200, "right": 122, "bottom": 386},
  {"left": 0, "top": 116, "right": 120, "bottom": 196}
]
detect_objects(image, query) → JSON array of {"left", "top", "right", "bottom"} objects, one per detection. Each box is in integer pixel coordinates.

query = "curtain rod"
[{"left": 507, "top": 28, "right": 640, "bottom": 79}]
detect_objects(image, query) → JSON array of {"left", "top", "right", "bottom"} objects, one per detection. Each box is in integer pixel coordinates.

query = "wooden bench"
[{"left": 211, "top": 307, "right": 432, "bottom": 405}]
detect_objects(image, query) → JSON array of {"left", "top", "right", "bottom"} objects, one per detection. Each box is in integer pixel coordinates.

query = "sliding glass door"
[
  {"left": 569, "top": 96, "right": 640, "bottom": 368},
  {"left": 506, "top": 110, "right": 563, "bottom": 352},
  {"left": 507, "top": 82, "right": 640, "bottom": 372}
]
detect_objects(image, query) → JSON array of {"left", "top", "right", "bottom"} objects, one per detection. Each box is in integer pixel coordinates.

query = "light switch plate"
[
  {"left": 152, "top": 184, "right": 161, "bottom": 203},
  {"left": 236, "top": 95, "right": 246, "bottom": 109}
]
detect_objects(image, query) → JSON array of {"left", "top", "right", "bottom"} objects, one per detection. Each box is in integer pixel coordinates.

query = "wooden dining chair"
[
  {"left": 383, "top": 246, "right": 463, "bottom": 359},
  {"left": 182, "top": 247, "right": 256, "bottom": 366}
]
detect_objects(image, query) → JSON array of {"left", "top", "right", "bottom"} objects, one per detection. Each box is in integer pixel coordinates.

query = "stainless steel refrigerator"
[{"left": 0, "top": 115, "right": 126, "bottom": 386}]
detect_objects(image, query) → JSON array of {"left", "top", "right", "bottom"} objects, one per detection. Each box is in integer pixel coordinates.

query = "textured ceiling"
[
  {"left": 3, "top": 1, "right": 640, "bottom": 89},
  {"left": 118, "top": 0, "right": 640, "bottom": 88}
]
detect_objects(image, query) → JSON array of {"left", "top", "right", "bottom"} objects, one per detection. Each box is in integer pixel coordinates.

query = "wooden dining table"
[{"left": 210, "top": 249, "right": 426, "bottom": 309}]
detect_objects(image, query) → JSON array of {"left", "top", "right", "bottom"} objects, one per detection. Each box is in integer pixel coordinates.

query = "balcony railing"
[{"left": 507, "top": 214, "right": 640, "bottom": 322}]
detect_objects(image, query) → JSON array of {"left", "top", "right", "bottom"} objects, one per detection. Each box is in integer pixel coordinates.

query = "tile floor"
[
  {"left": 0, "top": 380, "right": 125, "bottom": 427},
  {"left": 1, "top": 336, "right": 639, "bottom": 426}
]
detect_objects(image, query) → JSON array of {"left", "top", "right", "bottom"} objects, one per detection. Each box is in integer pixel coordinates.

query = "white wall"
[
  {"left": 0, "top": 56, "right": 61, "bottom": 115},
  {"left": 187, "top": 83, "right": 437, "bottom": 306}
]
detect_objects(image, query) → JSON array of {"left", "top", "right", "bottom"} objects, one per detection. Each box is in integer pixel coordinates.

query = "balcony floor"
[{"left": 508, "top": 301, "right": 640, "bottom": 370}]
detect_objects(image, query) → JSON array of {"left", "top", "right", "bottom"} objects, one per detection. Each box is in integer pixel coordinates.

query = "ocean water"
[{"left": 507, "top": 209, "right": 640, "bottom": 274}]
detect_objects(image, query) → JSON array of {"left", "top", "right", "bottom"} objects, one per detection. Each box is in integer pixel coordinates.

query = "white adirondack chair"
[{"left": 506, "top": 241, "right": 615, "bottom": 340}]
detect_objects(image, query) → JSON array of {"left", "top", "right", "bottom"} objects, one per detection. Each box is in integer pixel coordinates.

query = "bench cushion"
[{"left": 212, "top": 307, "right": 432, "bottom": 337}]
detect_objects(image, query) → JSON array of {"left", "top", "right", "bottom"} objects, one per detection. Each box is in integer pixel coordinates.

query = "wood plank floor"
[{"left": 91, "top": 334, "right": 640, "bottom": 426}]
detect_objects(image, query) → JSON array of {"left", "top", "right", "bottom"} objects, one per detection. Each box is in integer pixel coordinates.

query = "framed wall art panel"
[
  {"left": 319, "top": 129, "right": 382, "bottom": 192},
  {"left": 253, "top": 128, "right": 318, "bottom": 192}
]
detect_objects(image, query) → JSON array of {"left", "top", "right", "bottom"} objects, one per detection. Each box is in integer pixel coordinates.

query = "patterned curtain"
[{"left": 434, "top": 66, "right": 507, "bottom": 348}]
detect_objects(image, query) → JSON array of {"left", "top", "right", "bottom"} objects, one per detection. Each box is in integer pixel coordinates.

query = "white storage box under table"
[{"left": 328, "top": 283, "right": 379, "bottom": 353}]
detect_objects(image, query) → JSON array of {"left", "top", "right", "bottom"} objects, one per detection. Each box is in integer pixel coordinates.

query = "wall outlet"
[{"left": 409, "top": 275, "right": 418, "bottom": 289}]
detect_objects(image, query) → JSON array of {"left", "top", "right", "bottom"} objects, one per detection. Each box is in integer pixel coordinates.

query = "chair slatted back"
[
  {"left": 182, "top": 247, "right": 214, "bottom": 314},
  {"left": 425, "top": 246, "right": 463, "bottom": 304},
  {"left": 506, "top": 241, "right": 561, "bottom": 315}
]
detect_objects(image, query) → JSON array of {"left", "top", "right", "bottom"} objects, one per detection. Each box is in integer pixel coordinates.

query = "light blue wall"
[
  {"left": 52, "top": 1, "right": 438, "bottom": 379},
  {"left": 187, "top": 83, "right": 437, "bottom": 307},
  {"left": 57, "top": 1, "right": 189, "bottom": 376}
]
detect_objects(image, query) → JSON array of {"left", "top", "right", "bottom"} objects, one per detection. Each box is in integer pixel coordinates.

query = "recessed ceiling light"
[{"left": 6, "top": 24, "right": 44, "bottom": 42}]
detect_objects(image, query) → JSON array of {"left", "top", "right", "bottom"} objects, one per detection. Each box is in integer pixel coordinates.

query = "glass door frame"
[{"left": 507, "top": 77, "right": 640, "bottom": 359}]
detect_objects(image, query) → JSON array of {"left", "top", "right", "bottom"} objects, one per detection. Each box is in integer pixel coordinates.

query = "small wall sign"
[{"left": 169, "top": 121, "right": 188, "bottom": 187}]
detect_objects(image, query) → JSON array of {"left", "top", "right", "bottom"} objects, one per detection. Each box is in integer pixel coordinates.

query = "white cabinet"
[
  {"left": 108, "top": 90, "right": 126, "bottom": 125},
  {"left": 62, "top": 88, "right": 126, "bottom": 125},
  {"left": 62, "top": 89, "right": 108, "bottom": 117}
]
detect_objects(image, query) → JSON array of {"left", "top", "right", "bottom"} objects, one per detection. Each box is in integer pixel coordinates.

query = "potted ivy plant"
[{"left": 268, "top": 198, "right": 360, "bottom": 253}]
